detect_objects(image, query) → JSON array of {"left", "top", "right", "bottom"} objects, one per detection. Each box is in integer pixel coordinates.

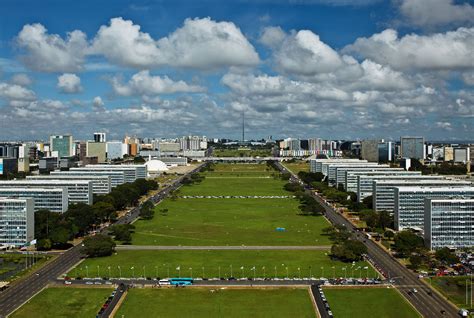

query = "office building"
[
  {"left": 354, "top": 172, "right": 425, "bottom": 199},
  {"left": 0, "top": 197, "right": 34, "bottom": 247},
  {"left": 39, "top": 157, "right": 58, "bottom": 173},
  {"left": 94, "top": 132, "right": 106, "bottom": 143},
  {"left": 444, "top": 147, "right": 454, "bottom": 161},
  {"left": 378, "top": 141, "right": 394, "bottom": 162},
  {"left": 424, "top": 199, "right": 474, "bottom": 250},
  {"left": 0, "top": 188, "right": 68, "bottom": 213},
  {"left": 361, "top": 140, "right": 380, "bottom": 162},
  {"left": 106, "top": 141, "right": 127, "bottom": 160},
  {"left": 453, "top": 147, "right": 470, "bottom": 163},
  {"left": 0, "top": 157, "right": 18, "bottom": 176},
  {"left": 334, "top": 165, "right": 393, "bottom": 188},
  {"left": 86, "top": 142, "right": 106, "bottom": 163},
  {"left": 400, "top": 136, "right": 425, "bottom": 160},
  {"left": 394, "top": 186, "right": 474, "bottom": 231},
  {"left": 0, "top": 180, "right": 93, "bottom": 205},
  {"left": 327, "top": 162, "right": 380, "bottom": 185},
  {"left": 27, "top": 175, "right": 111, "bottom": 195},
  {"left": 310, "top": 159, "right": 368, "bottom": 174},
  {"left": 342, "top": 168, "right": 406, "bottom": 192},
  {"left": 0, "top": 143, "right": 21, "bottom": 158},
  {"left": 159, "top": 157, "right": 188, "bottom": 166},
  {"left": 49, "top": 135, "right": 74, "bottom": 157},
  {"left": 85, "top": 164, "right": 147, "bottom": 180},
  {"left": 374, "top": 179, "right": 471, "bottom": 212},
  {"left": 51, "top": 170, "right": 125, "bottom": 188}
]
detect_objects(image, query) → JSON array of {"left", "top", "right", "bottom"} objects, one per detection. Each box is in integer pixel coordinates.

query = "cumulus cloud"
[
  {"left": 16, "top": 23, "right": 88, "bottom": 72},
  {"left": 0, "top": 82, "right": 36, "bottom": 101},
  {"left": 91, "top": 17, "right": 259, "bottom": 69},
  {"left": 399, "top": 0, "right": 474, "bottom": 28},
  {"left": 343, "top": 28, "right": 474, "bottom": 71},
  {"left": 57, "top": 73, "right": 82, "bottom": 93},
  {"left": 92, "top": 96, "right": 105, "bottom": 111},
  {"left": 10, "top": 74, "right": 32, "bottom": 86},
  {"left": 110, "top": 70, "right": 205, "bottom": 96},
  {"left": 259, "top": 26, "right": 286, "bottom": 48}
]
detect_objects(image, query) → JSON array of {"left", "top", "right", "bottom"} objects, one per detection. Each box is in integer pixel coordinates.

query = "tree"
[
  {"left": 140, "top": 201, "right": 155, "bottom": 220},
  {"left": 362, "top": 196, "right": 373, "bottom": 210},
  {"left": 408, "top": 254, "right": 423, "bottom": 270},
  {"left": 384, "top": 230, "right": 395, "bottom": 239},
  {"left": 435, "top": 247, "right": 459, "bottom": 265},
  {"left": 331, "top": 240, "right": 367, "bottom": 262},
  {"left": 109, "top": 224, "right": 135, "bottom": 244},
  {"left": 393, "top": 231, "right": 425, "bottom": 257},
  {"left": 36, "top": 238, "right": 52, "bottom": 251},
  {"left": 82, "top": 234, "right": 116, "bottom": 257},
  {"left": 92, "top": 201, "right": 116, "bottom": 222}
]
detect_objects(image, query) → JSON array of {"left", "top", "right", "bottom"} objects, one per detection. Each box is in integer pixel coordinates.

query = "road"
[
  {"left": 276, "top": 162, "right": 459, "bottom": 318},
  {"left": 115, "top": 245, "right": 332, "bottom": 250},
  {"left": 0, "top": 164, "right": 205, "bottom": 318}
]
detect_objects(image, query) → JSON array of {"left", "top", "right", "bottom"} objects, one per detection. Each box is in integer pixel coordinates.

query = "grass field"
[
  {"left": 179, "top": 177, "right": 287, "bottom": 196},
  {"left": 212, "top": 148, "right": 273, "bottom": 157},
  {"left": 133, "top": 198, "right": 331, "bottom": 246},
  {"left": 428, "top": 276, "right": 473, "bottom": 311},
  {"left": 116, "top": 287, "right": 316, "bottom": 317},
  {"left": 10, "top": 287, "right": 112, "bottom": 318},
  {"left": 282, "top": 161, "right": 310, "bottom": 175},
  {"left": 67, "top": 250, "right": 379, "bottom": 279},
  {"left": 323, "top": 287, "right": 421, "bottom": 318}
]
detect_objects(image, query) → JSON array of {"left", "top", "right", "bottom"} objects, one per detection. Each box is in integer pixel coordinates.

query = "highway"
[
  {"left": 0, "top": 164, "right": 205, "bottom": 318},
  {"left": 276, "top": 162, "right": 459, "bottom": 318}
]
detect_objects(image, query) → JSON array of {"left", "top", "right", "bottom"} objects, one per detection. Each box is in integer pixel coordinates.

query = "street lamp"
[
  {"left": 155, "top": 266, "right": 158, "bottom": 278},
  {"left": 189, "top": 267, "right": 193, "bottom": 278},
  {"left": 274, "top": 266, "right": 277, "bottom": 279},
  {"left": 203, "top": 267, "right": 205, "bottom": 279},
  {"left": 321, "top": 267, "right": 324, "bottom": 278},
  {"left": 118, "top": 266, "right": 122, "bottom": 278},
  {"left": 97, "top": 265, "right": 100, "bottom": 277},
  {"left": 286, "top": 267, "right": 289, "bottom": 278},
  {"left": 85, "top": 265, "right": 89, "bottom": 277},
  {"left": 131, "top": 266, "right": 135, "bottom": 279},
  {"left": 143, "top": 266, "right": 146, "bottom": 278},
  {"left": 298, "top": 267, "right": 301, "bottom": 280},
  {"left": 108, "top": 266, "right": 111, "bottom": 278}
]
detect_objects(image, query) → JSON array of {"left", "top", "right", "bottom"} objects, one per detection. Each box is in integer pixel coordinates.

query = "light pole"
[
  {"left": 263, "top": 266, "right": 266, "bottom": 279},
  {"left": 241, "top": 266, "right": 244, "bottom": 279},
  {"left": 253, "top": 267, "right": 256, "bottom": 280},
  {"left": 203, "top": 267, "right": 205, "bottom": 278},
  {"left": 108, "top": 266, "right": 111, "bottom": 278},
  {"left": 230, "top": 265, "right": 233, "bottom": 277},
  {"left": 309, "top": 266, "right": 312, "bottom": 279},
  {"left": 218, "top": 266, "right": 220, "bottom": 279},
  {"left": 97, "top": 265, "right": 100, "bottom": 277},
  {"left": 274, "top": 266, "right": 277, "bottom": 279},
  {"left": 321, "top": 267, "right": 324, "bottom": 278},
  {"left": 143, "top": 266, "right": 146, "bottom": 278},
  {"left": 85, "top": 265, "right": 89, "bottom": 277},
  {"left": 343, "top": 267, "right": 347, "bottom": 279},
  {"left": 286, "top": 267, "right": 289, "bottom": 278},
  {"left": 332, "top": 266, "right": 335, "bottom": 279},
  {"left": 131, "top": 266, "right": 135, "bottom": 279},
  {"left": 118, "top": 266, "right": 121, "bottom": 278},
  {"left": 167, "top": 265, "right": 170, "bottom": 278},
  {"left": 298, "top": 267, "right": 301, "bottom": 280},
  {"left": 155, "top": 266, "right": 158, "bottom": 278},
  {"left": 189, "top": 267, "right": 193, "bottom": 279}
]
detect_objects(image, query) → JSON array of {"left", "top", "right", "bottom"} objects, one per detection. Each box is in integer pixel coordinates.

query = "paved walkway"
[{"left": 116, "top": 245, "right": 331, "bottom": 250}]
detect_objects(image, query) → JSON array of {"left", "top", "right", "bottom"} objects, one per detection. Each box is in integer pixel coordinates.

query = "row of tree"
[
  {"left": 35, "top": 178, "right": 158, "bottom": 250},
  {"left": 283, "top": 182, "right": 325, "bottom": 216},
  {"left": 323, "top": 225, "right": 368, "bottom": 262}
]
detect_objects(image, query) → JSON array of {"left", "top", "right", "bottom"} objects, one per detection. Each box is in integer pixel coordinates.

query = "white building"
[
  {"left": 394, "top": 186, "right": 474, "bottom": 231},
  {"left": 310, "top": 159, "right": 368, "bottom": 175},
  {"left": 346, "top": 170, "right": 421, "bottom": 194},
  {"left": 0, "top": 188, "right": 68, "bottom": 213},
  {"left": 327, "top": 163, "right": 381, "bottom": 185},
  {"left": 106, "top": 141, "right": 127, "bottom": 160},
  {"left": 0, "top": 197, "right": 34, "bottom": 247},
  {"left": 424, "top": 199, "right": 474, "bottom": 250},
  {"left": 334, "top": 165, "right": 394, "bottom": 188},
  {"left": 85, "top": 164, "right": 147, "bottom": 180},
  {"left": 51, "top": 170, "right": 125, "bottom": 188},
  {"left": 27, "top": 175, "right": 111, "bottom": 195}
]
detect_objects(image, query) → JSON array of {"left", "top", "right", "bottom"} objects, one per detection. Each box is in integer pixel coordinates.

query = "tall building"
[
  {"left": 443, "top": 146, "right": 454, "bottom": 161},
  {"left": 378, "top": 141, "right": 394, "bottom": 162},
  {"left": 354, "top": 172, "right": 425, "bottom": 200},
  {"left": 394, "top": 186, "right": 474, "bottom": 231},
  {"left": 310, "top": 158, "right": 367, "bottom": 174},
  {"left": 0, "top": 157, "right": 18, "bottom": 176},
  {"left": 27, "top": 175, "right": 111, "bottom": 195},
  {"left": 334, "top": 165, "right": 394, "bottom": 188},
  {"left": 361, "top": 140, "right": 380, "bottom": 162},
  {"left": 52, "top": 170, "right": 125, "bottom": 188},
  {"left": 94, "top": 132, "right": 107, "bottom": 143},
  {"left": 326, "top": 162, "right": 380, "bottom": 185},
  {"left": 106, "top": 141, "right": 127, "bottom": 160},
  {"left": 86, "top": 142, "right": 107, "bottom": 163},
  {"left": 0, "top": 188, "right": 68, "bottom": 213},
  {"left": 0, "top": 197, "right": 34, "bottom": 247},
  {"left": 424, "top": 199, "right": 474, "bottom": 250},
  {"left": 49, "top": 135, "right": 74, "bottom": 158},
  {"left": 453, "top": 147, "right": 470, "bottom": 163},
  {"left": 400, "top": 136, "right": 425, "bottom": 160}
]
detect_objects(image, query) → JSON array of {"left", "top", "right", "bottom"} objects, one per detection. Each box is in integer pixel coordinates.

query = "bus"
[{"left": 169, "top": 278, "right": 193, "bottom": 286}]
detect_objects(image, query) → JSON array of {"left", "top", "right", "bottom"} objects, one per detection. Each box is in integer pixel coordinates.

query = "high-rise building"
[
  {"left": 424, "top": 199, "right": 474, "bottom": 250},
  {"left": 361, "top": 140, "right": 380, "bottom": 162},
  {"left": 0, "top": 157, "right": 18, "bottom": 176},
  {"left": 49, "top": 135, "right": 74, "bottom": 158},
  {"left": 443, "top": 146, "right": 454, "bottom": 161},
  {"left": 94, "top": 132, "right": 107, "bottom": 143},
  {"left": 394, "top": 186, "right": 474, "bottom": 231},
  {"left": 400, "top": 136, "right": 425, "bottom": 160},
  {"left": 0, "top": 188, "right": 68, "bottom": 213},
  {"left": 453, "top": 147, "right": 470, "bottom": 163},
  {"left": 86, "top": 142, "right": 107, "bottom": 163},
  {"left": 378, "top": 141, "right": 394, "bottom": 162},
  {"left": 106, "top": 141, "right": 126, "bottom": 160},
  {"left": 0, "top": 197, "right": 34, "bottom": 247}
]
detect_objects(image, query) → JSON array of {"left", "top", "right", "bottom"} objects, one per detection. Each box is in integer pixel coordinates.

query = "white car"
[
  {"left": 64, "top": 281, "right": 72, "bottom": 285},
  {"left": 159, "top": 279, "right": 170, "bottom": 285}
]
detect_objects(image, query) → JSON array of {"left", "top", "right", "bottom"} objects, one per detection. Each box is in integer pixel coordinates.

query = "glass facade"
[
  {"left": 52, "top": 170, "right": 125, "bottom": 188},
  {"left": 425, "top": 199, "right": 474, "bottom": 250},
  {"left": 50, "top": 135, "right": 73, "bottom": 158},
  {"left": 0, "top": 188, "right": 68, "bottom": 213},
  {"left": 27, "top": 175, "right": 111, "bottom": 195},
  {"left": 400, "top": 136, "right": 424, "bottom": 160},
  {"left": 0, "top": 198, "right": 34, "bottom": 246}
]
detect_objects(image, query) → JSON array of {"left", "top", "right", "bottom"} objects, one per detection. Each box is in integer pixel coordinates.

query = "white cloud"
[
  {"left": 111, "top": 70, "right": 205, "bottom": 96},
  {"left": 259, "top": 26, "right": 286, "bottom": 48},
  {"left": 0, "top": 82, "right": 36, "bottom": 101},
  {"left": 16, "top": 23, "right": 88, "bottom": 72},
  {"left": 10, "top": 74, "right": 32, "bottom": 86},
  {"left": 399, "top": 0, "right": 474, "bottom": 28},
  {"left": 92, "top": 96, "right": 105, "bottom": 111},
  {"left": 91, "top": 17, "right": 259, "bottom": 69},
  {"left": 343, "top": 28, "right": 474, "bottom": 71},
  {"left": 435, "top": 121, "right": 453, "bottom": 130},
  {"left": 57, "top": 73, "right": 82, "bottom": 93}
]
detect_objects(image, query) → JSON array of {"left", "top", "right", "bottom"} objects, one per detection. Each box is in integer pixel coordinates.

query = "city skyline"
[{"left": 0, "top": 0, "right": 473, "bottom": 140}]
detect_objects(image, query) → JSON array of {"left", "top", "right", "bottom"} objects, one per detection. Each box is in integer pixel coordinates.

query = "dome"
[{"left": 145, "top": 159, "right": 169, "bottom": 172}]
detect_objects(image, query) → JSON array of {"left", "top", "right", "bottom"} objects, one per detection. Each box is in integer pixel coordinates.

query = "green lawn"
[
  {"left": 324, "top": 287, "right": 421, "bottom": 318},
  {"left": 282, "top": 161, "right": 309, "bottom": 175},
  {"left": 133, "top": 198, "right": 331, "bottom": 246},
  {"left": 10, "top": 287, "right": 112, "bottom": 318},
  {"left": 428, "top": 276, "right": 473, "bottom": 311},
  {"left": 67, "top": 250, "right": 378, "bottom": 279},
  {"left": 116, "top": 288, "right": 315, "bottom": 317}
]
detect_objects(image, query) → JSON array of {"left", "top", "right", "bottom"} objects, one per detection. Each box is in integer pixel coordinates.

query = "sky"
[{"left": 0, "top": 0, "right": 473, "bottom": 141}]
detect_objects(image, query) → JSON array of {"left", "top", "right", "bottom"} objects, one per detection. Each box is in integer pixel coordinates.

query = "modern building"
[
  {"left": 343, "top": 168, "right": 409, "bottom": 192},
  {"left": 0, "top": 157, "right": 18, "bottom": 176},
  {"left": 85, "top": 164, "right": 147, "bottom": 180},
  {"left": 51, "top": 170, "right": 125, "bottom": 188},
  {"left": 0, "top": 197, "right": 34, "bottom": 247},
  {"left": 355, "top": 172, "right": 426, "bottom": 200},
  {"left": 394, "top": 186, "right": 474, "bottom": 231},
  {"left": 86, "top": 142, "right": 107, "bottom": 163},
  {"left": 0, "top": 180, "right": 93, "bottom": 205},
  {"left": 444, "top": 146, "right": 454, "bottom": 161},
  {"left": 106, "top": 141, "right": 127, "bottom": 160},
  {"left": 0, "top": 143, "right": 21, "bottom": 158},
  {"left": 39, "top": 157, "right": 58, "bottom": 173},
  {"left": 378, "top": 141, "right": 394, "bottom": 162},
  {"left": 424, "top": 199, "right": 474, "bottom": 250},
  {"left": 27, "top": 175, "right": 111, "bottom": 195},
  {"left": 327, "top": 162, "right": 381, "bottom": 185},
  {"left": 310, "top": 159, "right": 367, "bottom": 174},
  {"left": 374, "top": 179, "right": 471, "bottom": 212},
  {"left": 0, "top": 188, "right": 68, "bottom": 213},
  {"left": 453, "top": 147, "right": 470, "bottom": 163},
  {"left": 159, "top": 157, "right": 188, "bottom": 166},
  {"left": 360, "top": 140, "right": 380, "bottom": 162},
  {"left": 94, "top": 132, "right": 107, "bottom": 143},
  {"left": 49, "top": 135, "right": 74, "bottom": 157},
  {"left": 400, "top": 136, "right": 425, "bottom": 160},
  {"left": 334, "top": 165, "right": 393, "bottom": 188}
]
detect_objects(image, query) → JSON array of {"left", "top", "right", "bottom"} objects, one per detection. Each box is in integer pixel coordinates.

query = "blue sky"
[{"left": 0, "top": 0, "right": 473, "bottom": 141}]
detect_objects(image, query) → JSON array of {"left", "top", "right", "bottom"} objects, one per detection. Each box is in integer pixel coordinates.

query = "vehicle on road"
[{"left": 169, "top": 278, "right": 193, "bottom": 286}]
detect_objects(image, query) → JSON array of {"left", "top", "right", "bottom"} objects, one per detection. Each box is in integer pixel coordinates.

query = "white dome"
[{"left": 145, "top": 159, "right": 169, "bottom": 172}]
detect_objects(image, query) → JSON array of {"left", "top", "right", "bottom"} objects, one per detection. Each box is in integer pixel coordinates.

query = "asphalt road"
[
  {"left": 276, "top": 162, "right": 459, "bottom": 318},
  {"left": 115, "top": 245, "right": 332, "bottom": 250},
  {"left": 0, "top": 164, "right": 205, "bottom": 318}
]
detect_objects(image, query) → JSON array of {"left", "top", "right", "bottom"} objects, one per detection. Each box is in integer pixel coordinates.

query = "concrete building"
[
  {"left": 453, "top": 147, "right": 470, "bottom": 163},
  {"left": 39, "top": 157, "right": 57, "bottom": 173},
  {"left": 394, "top": 186, "right": 474, "bottom": 231},
  {"left": 0, "top": 180, "right": 93, "bottom": 205},
  {"left": 85, "top": 164, "right": 147, "bottom": 180},
  {"left": 49, "top": 135, "right": 74, "bottom": 157},
  {"left": 327, "top": 163, "right": 381, "bottom": 185},
  {"left": 334, "top": 165, "right": 393, "bottom": 188},
  {"left": 106, "top": 141, "right": 127, "bottom": 160},
  {"left": 378, "top": 141, "right": 394, "bottom": 162},
  {"left": 374, "top": 179, "right": 470, "bottom": 212},
  {"left": 361, "top": 140, "right": 380, "bottom": 162},
  {"left": 342, "top": 168, "right": 406, "bottom": 192},
  {"left": 310, "top": 159, "right": 368, "bottom": 174},
  {"left": 424, "top": 199, "right": 474, "bottom": 250},
  {"left": 0, "top": 143, "right": 21, "bottom": 158},
  {"left": 355, "top": 172, "right": 425, "bottom": 200},
  {"left": 444, "top": 147, "right": 454, "bottom": 161},
  {"left": 0, "top": 188, "right": 68, "bottom": 213},
  {"left": 0, "top": 157, "right": 18, "bottom": 176},
  {"left": 0, "top": 197, "right": 34, "bottom": 247},
  {"left": 52, "top": 170, "right": 124, "bottom": 188},
  {"left": 94, "top": 132, "right": 106, "bottom": 143},
  {"left": 159, "top": 157, "right": 188, "bottom": 166},
  {"left": 86, "top": 142, "right": 106, "bottom": 163},
  {"left": 400, "top": 136, "right": 425, "bottom": 160},
  {"left": 27, "top": 175, "right": 111, "bottom": 195}
]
